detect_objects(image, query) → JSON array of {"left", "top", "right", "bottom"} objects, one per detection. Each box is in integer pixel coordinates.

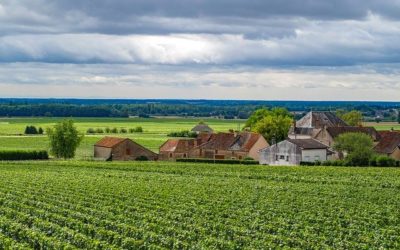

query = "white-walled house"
[{"left": 259, "top": 139, "right": 332, "bottom": 166}]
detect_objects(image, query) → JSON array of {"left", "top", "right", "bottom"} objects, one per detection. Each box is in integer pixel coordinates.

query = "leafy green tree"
[
  {"left": 47, "top": 120, "right": 83, "bottom": 159},
  {"left": 398, "top": 110, "right": 400, "bottom": 124},
  {"left": 38, "top": 127, "right": 44, "bottom": 134},
  {"left": 333, "top": 132, "right": 374, "bottom": 166},
  {"left": 338, "top": 110, "right": 363, "bottom": 126},
  {"left": 245, "top": 108, "right": 293, "bottom": 144}
]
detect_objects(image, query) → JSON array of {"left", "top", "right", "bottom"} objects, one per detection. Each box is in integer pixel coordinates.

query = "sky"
[{"left": 0, "top": 0, "right": 400, "bottom": 101}]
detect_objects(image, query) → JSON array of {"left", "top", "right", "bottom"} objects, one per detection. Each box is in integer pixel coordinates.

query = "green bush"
[
  {"left": 176, "top": 158, "right": 259, "bottom": 165},
  {"left": 24, "top": 125, "right": 39, "bottom": 134},
  {"left": 0, "top": 150, "right": 49, "bottom": 160},
  {"left": 105, "top": 127, "right": 111, "bottom": 133},
  {"left": 167, "top": 130, "right": 197, "bottom": 138},
  {"left": 111, "top": 128, "right": 118, "bottom": 133},
  {"left": 95, "top": 128, "right": 104, "bottom": 134},
  {"left": 376, "top": 155, "right": 396, "bottom": 167},
  {"left": 120, "top": 128, "right": 127, "bottom": 133},
  {"left": 135, "top": 155, "right": 149, "bottom": 161},
  {"left": 87, "top": 128, "right": 95, "bottom": 134}
]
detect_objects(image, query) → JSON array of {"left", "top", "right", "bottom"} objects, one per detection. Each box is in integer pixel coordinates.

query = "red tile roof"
[
  {"left": 159, "top": 139, "right": 196, "bottom": 153},
  {"left": 94, "top": 137, "right": 127, "bottom": 148},
  {"left": 374, "top": 132, "right": 400, "bottom": 154},
  {"left": 197, "top": 132, "right": 264, "bottom": 152},
  {"left": 288, "top": 138, "right": 329, "bottom": 149}
]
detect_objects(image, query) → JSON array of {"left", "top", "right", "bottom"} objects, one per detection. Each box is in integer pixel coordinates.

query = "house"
[
  {"left": 159, "top": 134, "right": 213, "bottom": 160},
  {"left": 289, "top": 111, "right": 348, "bottom": 139},
  {"left": 94, "top": 137, "right": 158, "bottom": 161},
  {"left": 191, "top": 122, "right": 213, "bottom": 134},
  {"left": 314, "top": 126, "right": 381, "bottom": 147},
  {"left": 259, "top": 139, "right": 332, "bottom": 166},
  {"left": 189, "top": 132, "right": 269, "bottom": 161},
  {"left": 159, "top": 138, "right": 197, "bottom": 161},
  {"left": 374, "top": 131, "right": 400, "bottom": 160}
]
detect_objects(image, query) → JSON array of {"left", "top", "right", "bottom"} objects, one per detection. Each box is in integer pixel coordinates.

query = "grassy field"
[
  {"left": 0, "top": 117, "right": 243, "bottom": 159},
  {"left": 0, "top": 161, "right": 399, "bottom": 249},
  {"left": 363, "top": 122, "right": 400, "bottom": 131}
]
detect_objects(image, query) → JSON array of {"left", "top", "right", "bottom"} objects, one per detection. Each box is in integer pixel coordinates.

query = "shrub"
[
  {"left": 120, "top": 128, "right": 127, "bottom": 133},
  {"left": 95, "top": 128, "right": 104, "bottom": 134},
  {"left": 111, "top": 128, "right": 118, "bottom": 133},
  {"left": 134, "top": 126, "right": 143, "bottom": 133},
  {"left": 24, "top": 125, "right": 38, "bottom": 134},
  {"left": 0, "top": 150, "right": 49, "bottom": 160},
  {"left": 105, "top": 127, "right": 111, "bottom": 133},
  {"left": 176, "top": 158, "right": 259, "bottom": 165},
  {"left": 135, "top": 156, "right": 149, "bottom": 161},
  {"left": 376, "top": 155, "right": 396, "bottom": 167},
  {"left": 243, "top": 156, "right": 254, "bottom": 161},
  {"left": 38, "top": 127, "right": 44, "bottom": 134},
  {"left": 168, "top": 130, "right": 197, "bottom": 138},
  {"left": 87, "top": 128, "right": 95, "bottom": 134}
]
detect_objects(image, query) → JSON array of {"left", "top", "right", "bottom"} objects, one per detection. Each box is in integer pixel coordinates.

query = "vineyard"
[{"left": 0, "top": 161, "right": 400, "bottom": 249}]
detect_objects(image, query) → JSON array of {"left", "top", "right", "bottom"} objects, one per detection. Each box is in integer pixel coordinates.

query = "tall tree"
[
  {"left": 47, "top": 120, "right": 84, "bottom": 159},
  {"left": 338, "top": 110, "right": 363, "bottom": 126},
  {"left": 245, "top": 108, "right": 293, "bottom": 144}
]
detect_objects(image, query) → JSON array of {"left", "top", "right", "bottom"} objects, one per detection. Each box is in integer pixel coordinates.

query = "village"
[{"left": 93, "top": 111, "right": 400, "bottom": 165}]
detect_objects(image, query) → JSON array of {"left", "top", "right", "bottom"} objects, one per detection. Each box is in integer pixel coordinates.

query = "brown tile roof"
[
  {"left": 197, "top": 132, "right": 264, "bottom": 152},
  {"left": 296, "top": 111, "right": 348, "bottom": 128},
  {"left": 288, "top": 139, "right": 329, "bottom": 149},
  {"left": 326, "top": 126, "right": 381, "bottom": 141},
  {"left": 374, "top": 132, "right": 400, "bottom": 154},
  {"left": 95, "top": 137, "right": 127, "bottom": 148},
  {"left": 159, "top": 139, "right": 196, "bottom": 153}
]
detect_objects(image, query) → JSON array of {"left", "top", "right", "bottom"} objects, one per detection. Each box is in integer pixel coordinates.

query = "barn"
[{"left": 94, "top": 137, "right": 158, "bottom": 161}]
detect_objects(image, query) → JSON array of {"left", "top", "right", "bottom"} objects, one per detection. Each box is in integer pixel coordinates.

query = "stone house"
[
  {"left": 94, "top": 137, "right": 158, "bottom": 161},
  {"left": 314, "top": 126, "right": 381, "bottom": 147},
  {"left": 259, "top": 139, "right": 332, "bottom": 166},
  {"left": 289, "top": 111, "right": 348, "bottom": 139},
  {"left": 374, "top": 131, "right": 400, "bottom": 160},
  {"left": 189, "top": 132, "right": 269, "bottom": 161}
]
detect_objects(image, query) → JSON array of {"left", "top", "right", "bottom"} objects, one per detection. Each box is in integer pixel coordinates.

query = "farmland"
[
  {"left": 0, "top": 117, "right": 399, "bottom": 159},
  {"left": 0, "top": 117, "right": 243, "bottom": 159},
  {"left": 0, "top": 161, "right": 399, "bottom": 248}
]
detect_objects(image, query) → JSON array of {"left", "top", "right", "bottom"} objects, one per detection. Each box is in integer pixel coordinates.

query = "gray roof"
[
  {"left": 296, "top": 111, "right": 348, "bottom": 129},
  {"left": 191, "top": 124, "right": 213, "bottom": 133},
  {"left": 287, "top": 139, "right": 329, "bottom": 149}
]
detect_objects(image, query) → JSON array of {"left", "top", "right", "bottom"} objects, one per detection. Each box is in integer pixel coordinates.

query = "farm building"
[
  {"left": 314, "top": 126, "right": 381, "bottom": 147},
  {"left": 374, "top": 131, "right": 400, "bottom": 160},
  {"left": 289, "top": 111, "right": 348, "bottom": 139},
  {"left": 259, "top": 139, "right": 332, "bottom": 166},
  {"left": 189, "top": 132, "right": 269, "bottom": 161},
  {"left": 159, "top": 134, "right": 215, "bottom": 161},
  {"left": 94, "top": 137, "right": 158, "bottom": 161},
  {"left": 159, "top": 139, "right": 197, "bottom": 160},
  {"left": 191, "top": 122, "right": 213, "bottom": 134}
]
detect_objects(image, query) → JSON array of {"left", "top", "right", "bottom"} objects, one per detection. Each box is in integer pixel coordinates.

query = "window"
[
  {"left": 183, "top": 153, "right": 187, "bottom": 158},
  {"left": 215, "top": 150, "right": 218, "bottom": 154},
  {"left": 276, "top": 155, "right": 278, "bottom": 161},
  {"left": 169, "top": 153, "right": 173, "bottom": 158},
  {"left": 239, "top": 156, "right": 242, "bottom": 160},
  {"left": 126, "top": 148, "right": 131, "bottom": 155},
  {"left": 286, "top": 156, "right": 289, "bottom": 161},
  {"left": 280, "top": 155, "right": 285, "bottom": 160}
]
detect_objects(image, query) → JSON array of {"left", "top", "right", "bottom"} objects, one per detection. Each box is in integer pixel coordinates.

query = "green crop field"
[
  {"left": 0, "top": 117, "right": 243, "bottom": 159},
  {"left": 0, "top": 161, "right": 399, "bottom": 249}
]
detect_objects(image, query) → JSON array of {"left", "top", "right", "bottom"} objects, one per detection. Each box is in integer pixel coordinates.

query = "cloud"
[{"left": 1, "top": 14, "right": 400, "bottom": 66}]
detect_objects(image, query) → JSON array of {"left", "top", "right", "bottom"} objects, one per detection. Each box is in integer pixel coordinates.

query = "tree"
[
  {"left": 38, "top": 127, "right": 44, "bottom": 134},
  {"left": 398, "top": 109, "right": 400, "bottom": 124},
  {"left": 333, "top": 132, "right": 374, "bottom": 166},
  {"left": 245, "top": 108, "right": 293, "bottom": 144},
  {"left": 47, "top": 120, "right": 83, "bottom": 159},
  {"left": 338, "top": 110, "right": 363, "bottom": 126}
]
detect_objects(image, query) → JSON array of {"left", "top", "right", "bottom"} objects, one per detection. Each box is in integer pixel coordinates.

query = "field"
[
  {"left": 0, "top": 161, "right": 399, "bottom": 249},
  {"left": 0, "top": 117, "right": 242, "bottom": 159},
  {"left": 0, "top": 117, "right": 398, "bottom": 159}
]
